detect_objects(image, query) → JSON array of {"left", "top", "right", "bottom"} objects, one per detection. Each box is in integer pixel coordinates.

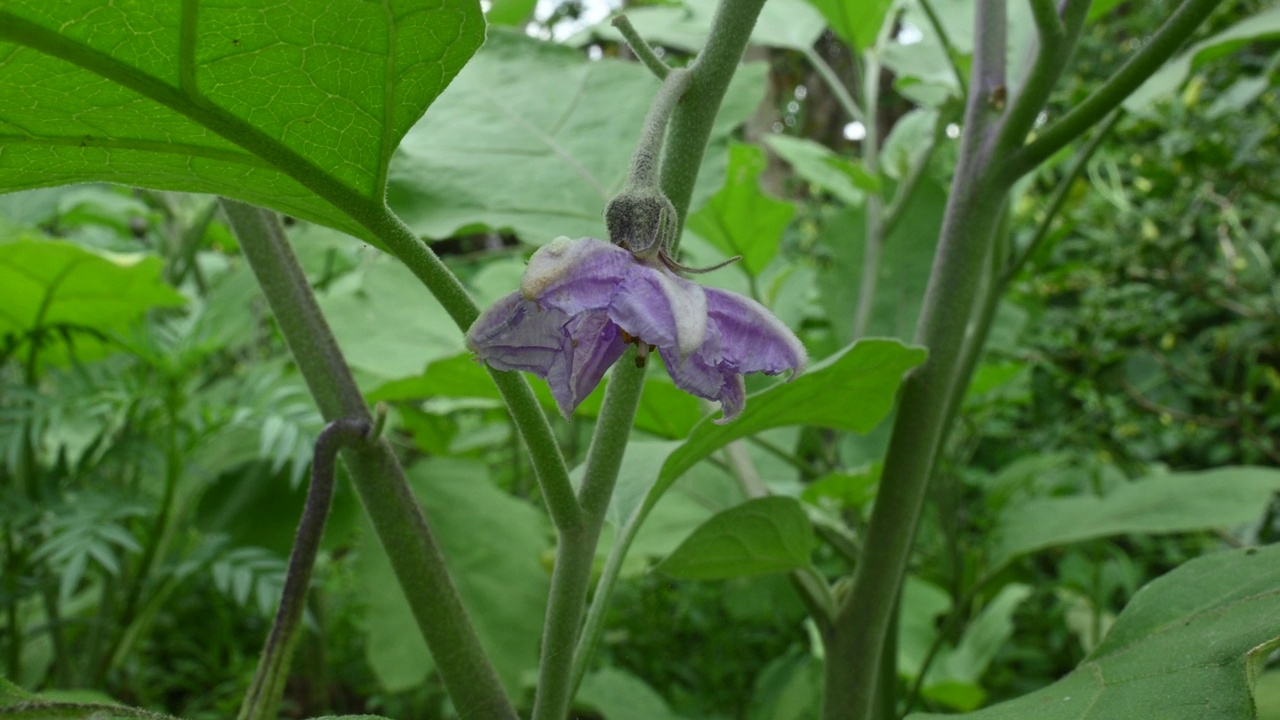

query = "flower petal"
[
  {"left": 466, "top": 290, "right": 625, "bottom": 419},
  {"left": 551, "top": 311, "right": 627, "bottom": 418},
  {"left": 703, "top": 288, "right": 807, "bottom": 377},
  {"left": 521, "top": 237, "right": 633, "bottom": 316},
  {"left": 466, "top": 292, "right": 563, "bottom": 376},
  {"left": 611, "top": 264, "right": 708, "bottom": 356},
  {"left": 658, "top": 347, "right": 745, "bottom": 423}
]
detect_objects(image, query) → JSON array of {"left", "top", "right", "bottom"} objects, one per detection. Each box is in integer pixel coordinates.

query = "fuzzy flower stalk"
[{"left": 466, "top": 236, "right": 805, "bottom": 423}]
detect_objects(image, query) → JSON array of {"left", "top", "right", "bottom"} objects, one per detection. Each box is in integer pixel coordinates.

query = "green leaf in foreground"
[
  {"left": 655, "top": 338, "right": 927, "bottom": 505},
  {"left": 686, "top": 143, "right": 795, "bottom": 276},
  {"left": 657, "top": 497, "right": 815, "bottom": 580},
  {"left": 909, "top": 544, "right": 1280, "bottom": 720},
  {"left": 0, "top": 240, "right": 184, "bottom": 364},
  {"left": 993, "top": 467, "right": 1280, "bottom": 567},
  {"left": 0, "top": 0, "right": 483, "bottom": 243},
  {"left": 386, "top": 29, "right": 765, "bottom": 244}
]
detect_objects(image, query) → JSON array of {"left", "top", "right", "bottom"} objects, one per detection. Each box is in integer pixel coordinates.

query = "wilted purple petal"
[
  {"left": 522, "top": 236, "right": 632, "bottom": 316},
  {"left": 610, "top": 268, "right": 707, "bottom": 355},
  {"left": 659, "top": 347, "right": 747, "bottom": 423},
  {"left": 466, "top": 292, "right": 564, "bottom": 376},
  {"left": 549, "top": 311, "right": 627, "bottom": 418},
  {"left": 704, "top": 288, "right": 808, "bottom": 377}
]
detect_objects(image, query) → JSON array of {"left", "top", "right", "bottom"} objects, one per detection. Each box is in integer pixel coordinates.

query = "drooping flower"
[{"left": 466, "top": 236, "right": 806, "bottom": 424}]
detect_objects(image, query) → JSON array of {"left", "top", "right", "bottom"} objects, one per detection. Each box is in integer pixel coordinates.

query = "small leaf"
[
  {"left": 805, "top": 0, "right": 895, "bottom": 51},
  {"left": 576, "top": 668, "right": 683, "bottom": 720},
  {"left": 656, "top": 339, "right": 927, "bottom": 502},
  {"left": 657, "top": 497, "right": 815, "bottom": 580},
  {"left": 908, "top": 545, "right": 1280, "bottom": 720},
  {"left": 765, "top": 134, "right": 876, "bottom": 203},
  {"left": 686, "top": 143, "right": 795, "bottom": 276}
]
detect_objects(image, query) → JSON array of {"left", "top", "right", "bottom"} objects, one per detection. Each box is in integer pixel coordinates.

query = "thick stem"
[
  {"left": 238, "top": 418, "right": 370, "bottom": 720},
  {"left": 220, "top": 200, "right": 517, "bottom": 720},
  {"left": 821, "top": 3, "right": 1010, "bottom": 718}
]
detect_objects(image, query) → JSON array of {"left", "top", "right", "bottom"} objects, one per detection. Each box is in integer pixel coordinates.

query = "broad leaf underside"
[{"left": 0, "top": 0, "right": 484, "bottom": 242}]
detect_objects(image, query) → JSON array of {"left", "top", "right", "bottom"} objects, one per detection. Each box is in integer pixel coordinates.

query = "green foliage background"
[{"left": 1, "top": 0, "right": 1278, "bottom": 719}]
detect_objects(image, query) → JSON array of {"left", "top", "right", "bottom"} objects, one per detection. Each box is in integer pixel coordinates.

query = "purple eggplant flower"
[{"left": 466, "top": 236, "right": 806, "bottom": 424}]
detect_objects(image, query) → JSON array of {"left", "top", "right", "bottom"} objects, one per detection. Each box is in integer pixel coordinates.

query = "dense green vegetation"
[{"left": 1, "top": 1, "right": 1278, "bottom": 719}]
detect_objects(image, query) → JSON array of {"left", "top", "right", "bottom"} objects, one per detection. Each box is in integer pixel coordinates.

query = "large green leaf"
[
  {"left": 816, "top": 179, "right": 947, "bottom": 346},
  {"left": 1125, "top": 5, "right": 1280, "bottom": 113},
  {"left": 0, "top": 240, "right": 184, "bottom": 363},
  {"left": 656, "top": 497, "right": 815, "bottom": 580},
  {"left": 909, "top": 544, "right": 1280, "bottom": 720},
  {"left": 570, "top": 0, "right": 827, "bottom": 54},
  {"left": 354, "top": 458, "right": 550, "bottom": 695},
  {"left": 386, "top": 29, "right": 765, "bottom": 245},
  {"left": 317, "top": 255, "right": 463, "bottom": 383},
  {"left": 993, "top": 467, "right": 1280, "bottom": 567},
  {"left": 0, "top": 0, "right": 483, "bottom": 243},
  {"left": 685, "top": 143, "right": 795, "bottom": 276}
]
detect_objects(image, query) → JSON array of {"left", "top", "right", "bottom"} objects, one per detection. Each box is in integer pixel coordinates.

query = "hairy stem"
[
  {"left": 613, "top": 15, "right": 672, "bottom": 80},
  {"left": 221, "top": 200, "right": 516, "bottom": 720},
  {"left": 626, "top": 69, "right": 693, "bottom": 190},
  {"left": 664, "top": 0, "right": 770, "bottom": 253},
  {"left": 238, "top": 418, "right": 371, "bottom": 720},
  {"left": 821, "top": 3, "right": 1010, "bottom": 718},
  {"left": 532, "top": 358, "right": 647, "bottom": 720}
]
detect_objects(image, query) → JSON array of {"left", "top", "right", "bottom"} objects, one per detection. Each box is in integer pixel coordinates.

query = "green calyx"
[{"left": 605, "top": 185, "right": 677, "bottom": 259}]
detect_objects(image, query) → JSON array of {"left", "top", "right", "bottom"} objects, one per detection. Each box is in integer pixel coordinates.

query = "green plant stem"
[
  {"left": 626, "top": 69, "right": 693, "bottom": 189},
  {"left": 220, "top": 200, "right": 517, "bottom": 720},
  {"left": 919, "top": 0, "right": 968, "bottom": 96},
  {"left": 569, "top": 0, "right": 770, "bottom": 696},
  {"left": 993, "top": 0, "right": 1089, "bottom": 160},
  {"left": 664, "top": 0, "right": 770, "bottom": 253},
  {"left": 1000, "top": 0, "right": 1226, "bottom": 181},
  {"left": 531, "top": 358, "right": 647, "bottom": 720},
  {"left": 613, "top": 15, "right": 671, "bottom": 80},
  {"left": 852, "top": 48, "right": 883, "bottom": 340},
  {"left": 821, "top": 3, "right": 1011, "bottom": 718},
  {"left": 803, "top": 47, "right": 864, "bottom": 123},
  {"left": 238, "top": 417, "right": 371, "bottom": 720}
]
